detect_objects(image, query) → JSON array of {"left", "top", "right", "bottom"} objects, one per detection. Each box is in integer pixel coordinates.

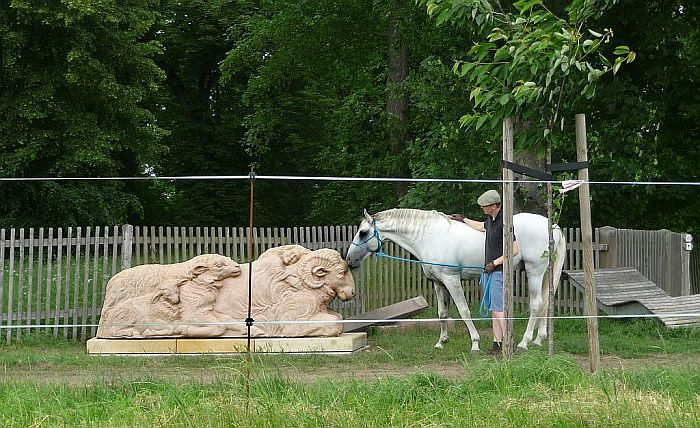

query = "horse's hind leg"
[
  {"left": 533, "top": 281, "right": 551, "bottom": 346},
  {"left": 534, "top": 316, "right": 548, "bottom": 346},
  {"left": 518, "top": 309, "right": 539, "bottom": 350},
  {"left": 434, "top": 284, "right": 450, "bottom": 349},
  {"left": 518, "top": 272, "right": 545, "bottom": 350}
]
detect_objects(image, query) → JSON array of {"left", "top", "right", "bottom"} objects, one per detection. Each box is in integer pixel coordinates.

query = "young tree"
[{"left": 419, "top": 0, "right": 634, "bottom": 212}]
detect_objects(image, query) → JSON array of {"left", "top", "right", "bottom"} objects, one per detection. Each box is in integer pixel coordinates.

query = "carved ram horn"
[
  {"left": 191, "top": 264, "right": 208, "bottom": 277},
  {"left": 298, "top": 249, "right": 341, "bottom": 289}
]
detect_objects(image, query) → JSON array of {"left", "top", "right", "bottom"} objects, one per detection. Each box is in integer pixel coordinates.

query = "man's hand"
[
  {"left": 449, "top": 213, "right": 465, "bottom": 222},
  {"left": 484, "top": 261, "right": 496, "bottom": 274}
]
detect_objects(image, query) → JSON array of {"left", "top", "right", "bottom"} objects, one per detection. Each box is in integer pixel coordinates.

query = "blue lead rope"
[
  {"left": 374, "top": 250, "right": 484, "bottom": 270},
  {"left": 479, "top": 272, "right": 493, "bottom": 318}
]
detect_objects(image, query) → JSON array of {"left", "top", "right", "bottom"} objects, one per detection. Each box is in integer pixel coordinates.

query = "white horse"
[{"left": 345, "top": 208, "right": 566, "bottom": 352}]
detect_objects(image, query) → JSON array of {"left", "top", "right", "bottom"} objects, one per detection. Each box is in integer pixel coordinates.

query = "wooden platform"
[
  {"left": 86, "top": 332, "right": 368, "bottom": 355},
  {"left": 564, "top": 267, "right": 700, "bottom": 328}
]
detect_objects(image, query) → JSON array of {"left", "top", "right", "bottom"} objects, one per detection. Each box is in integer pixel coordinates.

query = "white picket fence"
[{"left": 5, "top": 223, "right": 687, "bottom": 343}]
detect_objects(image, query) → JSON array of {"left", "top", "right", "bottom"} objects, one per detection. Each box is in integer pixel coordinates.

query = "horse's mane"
[{"left": 373, "top": 208, "right": 448, "bottom": 231}]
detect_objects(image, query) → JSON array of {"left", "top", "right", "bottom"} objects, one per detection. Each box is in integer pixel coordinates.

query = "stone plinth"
[{"left": 86, "top": 332, "right": 367, "bottom": 355}]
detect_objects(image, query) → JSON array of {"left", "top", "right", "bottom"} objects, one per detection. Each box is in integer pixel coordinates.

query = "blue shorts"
[{"left": 489, "top": 271, "right": 504, "bottom": 312}]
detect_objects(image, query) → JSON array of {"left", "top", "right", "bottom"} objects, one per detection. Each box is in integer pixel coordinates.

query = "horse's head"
[{"left": 346, "top": 209, "right": 381, "bottom": 268}]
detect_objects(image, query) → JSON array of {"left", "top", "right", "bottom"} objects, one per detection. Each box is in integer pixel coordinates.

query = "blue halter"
[{"left": 351, "top": 221, "right": 384, "bottom": 255}]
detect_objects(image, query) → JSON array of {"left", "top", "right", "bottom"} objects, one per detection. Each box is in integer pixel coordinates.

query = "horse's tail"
[{"left": 539, "top": 227, "right": 567, "bottom": 318}]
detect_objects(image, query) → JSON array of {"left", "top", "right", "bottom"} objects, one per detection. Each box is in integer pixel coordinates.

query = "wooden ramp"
[
  {"left": 564, "top": 267, "right": 700, "bottom": 328},
  {"left": 342, "top": 296, "right": 429, "bottom": 333}
]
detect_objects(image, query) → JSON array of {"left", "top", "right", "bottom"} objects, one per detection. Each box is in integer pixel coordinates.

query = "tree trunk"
[
  {"left": 513, "top": 150, "right": 547, "bottom": 215},
  {"left": 386, "top": 4, "right": 410, "bottom": 199}
]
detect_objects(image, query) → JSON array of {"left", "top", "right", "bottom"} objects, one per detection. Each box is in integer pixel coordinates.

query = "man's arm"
[
  {"left": 491, "top": 240, "right": 519, "bottom": 267},
  {"left": 449, "top": 214, "right": 486, "bottom": 232},
  {"left": 463, "top": 218, "right": 486, "bottom": 232}
]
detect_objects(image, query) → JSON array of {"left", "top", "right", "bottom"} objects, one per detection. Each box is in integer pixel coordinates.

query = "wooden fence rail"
[{"left": 0, "top": 224, "right": 673, "bottom": 344}]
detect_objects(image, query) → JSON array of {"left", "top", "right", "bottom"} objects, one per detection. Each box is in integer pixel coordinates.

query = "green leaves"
[
  {"left": 513, "top": 0, "right": 542, "bottom": 14},
  {"left": 419, "top": 0, "right": 634, "bottom": 153},
  {"left": 611, "top": 45, "right": 635, "bottom": 74},
  {"left": 613, "top": 45, "right": 629, "bottom": 55}
]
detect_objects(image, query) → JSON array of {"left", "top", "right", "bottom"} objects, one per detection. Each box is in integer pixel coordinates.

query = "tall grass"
[{"left": 1, "top": 352, "right": 698, "bottom": 427}]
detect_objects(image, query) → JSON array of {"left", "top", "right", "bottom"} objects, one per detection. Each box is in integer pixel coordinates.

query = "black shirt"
[{"left": 484, "top": 209, "right": 515, "bottom": 272}]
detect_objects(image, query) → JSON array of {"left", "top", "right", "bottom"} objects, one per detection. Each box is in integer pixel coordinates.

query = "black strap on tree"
[
  {"left": 548, "top": 162, "right": 590, "bottom": 172},
  {"left": 500, "top": 160, "right": 590, "bottom": 180}
]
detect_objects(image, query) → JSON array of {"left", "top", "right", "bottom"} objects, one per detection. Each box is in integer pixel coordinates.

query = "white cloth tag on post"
[{"left": 559, "top": 179, "right": 584, "bottom": 193}]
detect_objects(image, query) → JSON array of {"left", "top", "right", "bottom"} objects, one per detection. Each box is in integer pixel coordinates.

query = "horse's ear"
[{"left": 363, "top": 209, "right": 374, "bottom": 223}]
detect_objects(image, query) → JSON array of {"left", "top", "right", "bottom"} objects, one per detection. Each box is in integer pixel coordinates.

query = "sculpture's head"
[
  {"left": 297, "top": 248, "right": 356, "bottom": 301},
  {"left": 258, "top": 244, "right": 311, "bottom": 266},
  {"left": 189, "top": 254, "right": 241, "bottom": 281}
]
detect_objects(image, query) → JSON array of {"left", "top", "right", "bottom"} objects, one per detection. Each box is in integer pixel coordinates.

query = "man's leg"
[
  {"left": 492, "top": 311, "right": 504, "bottom": 343},
  {"left": 490, "top": 271, "right": 504, "bottom": 352}
]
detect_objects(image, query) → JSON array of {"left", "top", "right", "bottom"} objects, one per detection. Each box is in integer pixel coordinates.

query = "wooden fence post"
[
  {"left": 0, "top": 229, "right": 5, "bottom": 343},
  {"left": 121, "top": 224, "right": 133, "bottom": 271},
  {"left": 502, "top": 117, "right": 515, "bottom": 358},
  {"left": 681, "top": 233, "right": 691, "bottom": 296},
  {"left": 597, "top": 226, "right": 618, "bottom": 268},
  {"left": 576, "top": 113, "right": 600, "bottom": 373}
]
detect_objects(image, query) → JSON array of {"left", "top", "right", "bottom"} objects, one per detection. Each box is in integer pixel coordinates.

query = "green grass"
[
  {"left": 2, "top": 316, "right": 700, "bottom": 369},
  {"left": 1, "top": 350, "right": 698, "bottom": 427},
  {"left": 1, "top": 320, "right": 700, "bottom": 427},
  {"left": 413, "top": 306, "right": 700, "bottom": 357},
  {"left": 554, "top": 316, "right": 700, "bottom": 357}
]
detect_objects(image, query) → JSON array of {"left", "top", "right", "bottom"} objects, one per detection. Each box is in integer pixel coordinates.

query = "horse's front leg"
[
  {"left": 443, "top": 278, "right": 480, "bottom": 353},
  {"left": 433, "top": 284, "right": 450, "bottom": 349}
]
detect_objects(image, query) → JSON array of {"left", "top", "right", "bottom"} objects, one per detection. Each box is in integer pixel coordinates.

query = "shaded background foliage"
[{"left": 0, "top": 0, "right": 698, "bottom": 234}]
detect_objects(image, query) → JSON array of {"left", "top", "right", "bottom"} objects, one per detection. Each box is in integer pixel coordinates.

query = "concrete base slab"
[
  {"left": 86, "top": 332, "right": 368, "bottom": 355},
  {"left": 87, "top": 338, "right": 178, "bottom": 354}
]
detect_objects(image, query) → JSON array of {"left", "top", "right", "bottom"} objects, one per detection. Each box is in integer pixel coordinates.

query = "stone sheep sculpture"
[
  {"left": 96, "top": 253, "right": 241, "bottom": 338},
  {"left": 216, "top": 246, "right": 356, "bottom": 337},
  {"left": 96, "top": 246, "right": 356, "bottom": 339}
]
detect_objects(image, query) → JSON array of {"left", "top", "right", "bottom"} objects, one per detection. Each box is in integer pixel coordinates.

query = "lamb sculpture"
[{"left": 96, "top": 246, "right": 355, "bottom": 338}]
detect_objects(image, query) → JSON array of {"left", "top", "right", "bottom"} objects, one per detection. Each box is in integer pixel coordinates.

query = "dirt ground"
[
  {"left": 3, "top": 324, "right": 698, "bottom": 385},
  {"left": 3, "top": 348, "right": 699, "bottom": 386}
]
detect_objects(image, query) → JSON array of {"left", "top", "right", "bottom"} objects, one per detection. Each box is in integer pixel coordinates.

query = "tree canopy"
[{"left": 0, "top": 0, "right": 697, "bottom": 234}]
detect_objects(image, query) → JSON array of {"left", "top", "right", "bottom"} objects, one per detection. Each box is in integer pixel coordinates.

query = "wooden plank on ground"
[{"left": 342, "top": 296, "right": 429, "bottom": 332}]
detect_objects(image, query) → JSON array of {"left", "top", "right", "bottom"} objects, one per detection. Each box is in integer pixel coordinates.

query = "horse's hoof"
[
  {"left": 434, "top": 343, "right": 444, "bottom": 350},
  {"left": 515, "top": 346, "right": 528, "bottom": 354},
  {"left": 471, "top": 349, "right": 481, "bottom": 354}
]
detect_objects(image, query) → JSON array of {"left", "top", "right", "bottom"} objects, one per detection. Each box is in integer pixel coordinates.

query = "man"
[{"left": 450, "top": 189, "right": 518, "bottom": 355}]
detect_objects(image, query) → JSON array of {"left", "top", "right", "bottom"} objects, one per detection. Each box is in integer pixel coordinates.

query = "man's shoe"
[{"left": 489, "top": 341, "right": 502, "bottom": 356}]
